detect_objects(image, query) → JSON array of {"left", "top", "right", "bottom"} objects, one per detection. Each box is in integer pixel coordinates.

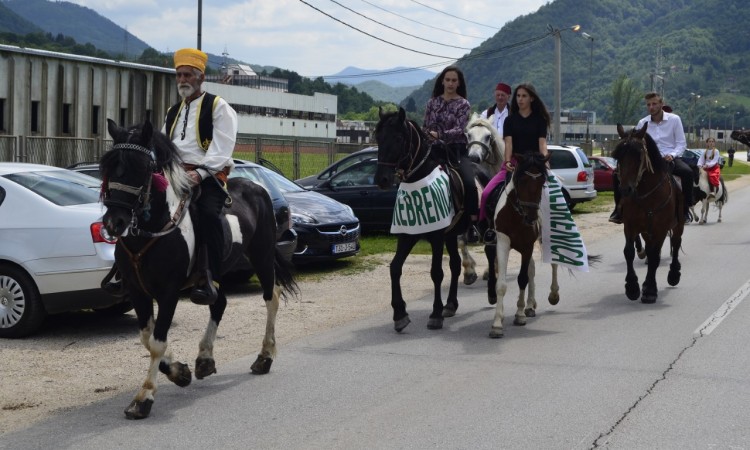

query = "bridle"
[
  {"left": 377, "top": 119, "right": 434, "bottom": 181},
  {"left": 510, "top": 162, "right": 545, "bottom": 226},
  {"left": 466, "top": 122, "right": 500, "bottom": 167}
]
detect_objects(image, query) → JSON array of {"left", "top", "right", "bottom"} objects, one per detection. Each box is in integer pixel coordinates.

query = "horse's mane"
[{"left": 612, "top": 127, "right": 667, "bottom": 173}]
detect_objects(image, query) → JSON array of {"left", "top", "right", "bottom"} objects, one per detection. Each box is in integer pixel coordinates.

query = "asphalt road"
[{"left": 4, "top": 185, "right": 750, "bottom": 450}]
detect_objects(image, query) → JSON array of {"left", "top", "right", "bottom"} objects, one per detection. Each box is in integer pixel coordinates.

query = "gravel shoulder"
[{"left": 3, "top": 176, "right": 749, "bottom": 435}]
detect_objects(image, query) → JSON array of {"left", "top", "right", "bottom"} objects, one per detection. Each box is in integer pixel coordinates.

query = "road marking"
[{"left": 693, "top": 280, "right": 750, "bottom": 337}]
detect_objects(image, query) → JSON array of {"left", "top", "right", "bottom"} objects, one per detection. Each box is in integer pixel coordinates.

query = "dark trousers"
[
  {"left": 195, "top": 178, "right": 226, "bottom": 284},
  {"left": 612, "top": 157, "right": 693, "bottom": 209},
  {"left": 446, "top": 143, "right": 478, "bottom": 218}
]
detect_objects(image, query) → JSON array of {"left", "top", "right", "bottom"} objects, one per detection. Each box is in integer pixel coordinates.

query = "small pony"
[
  {"left": 612, "top": 123, "right": 684, "bottom": 304},
  {"left": 692, "top": 168, "right": 727, "bottom": 224},
  {"left": 100, "top": 119, "right": 297, "bottom": 419}
]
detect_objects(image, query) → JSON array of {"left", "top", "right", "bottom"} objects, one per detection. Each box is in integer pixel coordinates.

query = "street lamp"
[
  {"left": 581, "top": 32, "right": 594, "bottom": 146},
  {"left": 549, "top": 24, "right": 581, "bottom": 145}
]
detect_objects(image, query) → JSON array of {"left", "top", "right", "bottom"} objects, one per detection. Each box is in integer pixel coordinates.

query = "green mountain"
[
  {"left": 407, "top": 0, "right": 750, "bottom": 128},
  {"left": 3, "top": 0, "right": 150, "bottom": 58},
  {"left": 0, "top": 3, "right": 41, "bottom": 34},
  {"left": 353, "top": 80, "right": 421, "bottom": 104}
]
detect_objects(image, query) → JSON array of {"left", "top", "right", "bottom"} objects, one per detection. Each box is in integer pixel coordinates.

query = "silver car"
[
  {"left": 548, "top": 145, "right": 597, "bottom": 210},
  {"left": 0, "top": 163, "right": 126, "bottom": 338}
]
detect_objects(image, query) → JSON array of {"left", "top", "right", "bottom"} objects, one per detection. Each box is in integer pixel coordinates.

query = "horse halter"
[
  {"left": 466, "top": 123, "right": 499, "bottom": 166},
  {"left": 377, "top": 120, "right": 432, "bottom": 181},
  {"left": 102, "top": 141, "right": 157, "bottom": 222},
  {"left": 617, "top": 137, "right": 670, "bottom": 202},
  {"left": 511, "top": 166, "right": 544, "bottom": 226}
]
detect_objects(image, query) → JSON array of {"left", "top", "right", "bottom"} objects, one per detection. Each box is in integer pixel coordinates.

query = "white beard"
[{"left": 178, "top": 84, "right": 195, "bottom": 99}]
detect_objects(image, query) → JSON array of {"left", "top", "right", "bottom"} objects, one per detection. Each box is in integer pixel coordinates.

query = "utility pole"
[
  {"left": 197, "top": 0, "right": 203, "bottom": 50},
  {"left": 549, "top": 24, "right": 581, "bottom": 146},
  {"left": 582, "top": 32, "right": 594, "bottom": 146}
]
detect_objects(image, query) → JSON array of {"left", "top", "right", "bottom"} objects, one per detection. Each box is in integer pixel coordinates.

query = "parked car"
[
  {"left": 547, "top": 145, "right": 597, "bottom": 210},
  {"left": 0, "top": 163, "right": 128, "bottom": 338},
  {"left": 308, "top": 158, "right": 399, "bottom": 230},
  {"left": 589, "top": 156, "right": 617, "bottom": 191},
  {"left": 232, "top": 160, "right": 361, "bottom": 263},
  {"left": 68, "top": 161, "right": 298, "bottom": 273},
  {"left": 295, "top": 147, "right": 378, "bottom": 189},
  {"left": 684, "top": 149, "right": 726, "bottom": 169}
]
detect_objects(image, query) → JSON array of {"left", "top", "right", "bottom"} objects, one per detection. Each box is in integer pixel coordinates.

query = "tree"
[
  {"left": 609, "top": 75, "right": 642, "bottom": 125},
  {"left": 403, "top": 97, "right": 417, "bottom": 113}
]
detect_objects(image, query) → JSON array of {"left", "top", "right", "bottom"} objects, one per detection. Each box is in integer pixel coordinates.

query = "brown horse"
[
  {"left": 612, "top": 123, "right": 684, "bottom": 303},
  {"left": 488, "top": 152, "right": 559, "bottom": 338}
]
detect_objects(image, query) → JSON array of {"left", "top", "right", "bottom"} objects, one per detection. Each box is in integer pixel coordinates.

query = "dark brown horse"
[
  {"left": 612, "top": 123, "right": 684, "bottom": 303},
  {"left": 487, "top": 152, "right": 559, "bottom": 338}
]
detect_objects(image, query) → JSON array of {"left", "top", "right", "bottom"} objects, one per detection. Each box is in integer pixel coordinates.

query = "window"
[
  {"left": 31, "top": 101, "right": 40, "bottom": 133},
  {"left": 92, "top": 105, "right": 100, "bottom": 135},
  {"left": 119, "top": 108, "right": 127, "bottom": 126},
  {"left": 0, "top": 98, "right": 5, "bottom": 132},
  {"left": 62, "top": 103, "right": 72, "bottom": 134}
]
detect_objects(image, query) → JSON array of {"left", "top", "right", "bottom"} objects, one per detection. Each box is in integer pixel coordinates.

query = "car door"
[
  {"left": 315, "top": 159, "right": 397, "bottom": 229},
  {"left": 592, "top": 158, "right": 614, "bottom": 191}
]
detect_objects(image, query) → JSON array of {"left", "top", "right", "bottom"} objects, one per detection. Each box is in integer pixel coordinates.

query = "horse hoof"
[
  {"left": 166, "top": 362, "right": 192, "bottom": 387},
  {"left": 625, "top": 283, "right": 640, "bottom": 301},
  {"left": 488, "top": 295, "right": 497, "bottom": 305},
  {"left": 427, "top": 317, "right": 443, "bottom": 330},
  {"left": 463, "top": 272, "right": 478, "bottom": 285},
  {"left": 442, "top": 305, "right": 457, "bottom": 318},
  {"left": 195, "top": 357, "right": 217, "bottom": 380},
  {"left": 394, "top": 315, "right": 411, "bottom": 333},
  {"left": 667, "top": 271, "right": 681, "bottom": 287},
  {"left": 251, "top": 355, "right": 273, "bottom": 374},
  {"left": 482, "top": 272, "right": 489, "bottom": 281},
  {"left": 489, "top": 328, "right": 504, "bottom": 339},
  {"left": 641, "top": 295, "right": 657, "bottom": 304},
  {"left": 124, "top": 398, "right": 153, "bottom": 420},
  {"left": 524, "top": 308, "right": 536, "bottom": 318},
  {"left": 548, "top": 293, "right": 560, "bottom": 305},
  {"left": 513, "top": 316, "right": 527, "bottom": 326}
]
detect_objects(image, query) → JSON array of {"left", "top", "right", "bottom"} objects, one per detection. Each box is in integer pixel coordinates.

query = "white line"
[{"left": 693, "top": 280, "right": 750, "bottom": 337}]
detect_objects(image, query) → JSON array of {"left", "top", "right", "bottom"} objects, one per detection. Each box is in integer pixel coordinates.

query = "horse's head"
[
  {"left": 731, "top": 129, "right": 750, "bottom": 148},
  {"left": 612, "top": 123, "right": 665, "bottom": 198},
  {"left": 374, "top": 107, "right": 424, "bottom": 189},
  {"left": 100, "top": 119, "right": 170, "bottom": 238},
  {"left": 466, "top": 113, "right": 503, "bottom": 172},
  {"left": 511, "top": 152, "right": 549, "bottom": 226}
]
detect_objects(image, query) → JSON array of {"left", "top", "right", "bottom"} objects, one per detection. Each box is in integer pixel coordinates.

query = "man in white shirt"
[
  {"left": 480, "top": 82, "right": 511, "bottom": 137},
  {"left": 610, "top": 92, "right": 693, "bottom": 224}
]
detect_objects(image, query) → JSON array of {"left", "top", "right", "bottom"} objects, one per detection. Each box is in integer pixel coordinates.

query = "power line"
[
  {"left": 407, "top": 0, "right": 500, "bottom": 30},
  {"left": 328, "top": 0, "right": 474, "bottom": 50},
  {"left": 359, "top": 0, "right": 490, "bottom": 40}
]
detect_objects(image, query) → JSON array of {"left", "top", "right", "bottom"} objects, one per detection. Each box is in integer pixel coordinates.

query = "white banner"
[
  {"left": 391, "top": 166, "right": 455, "bottom": 235},
  {"left": 541, "top": 174, "right": 590, "bottom": 272}
]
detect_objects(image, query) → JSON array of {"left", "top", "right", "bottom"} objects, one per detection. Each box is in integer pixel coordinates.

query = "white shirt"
[
  {"left": 636, "top": 111, "right": 687, "bottom": 158},
  {"left": 480, "top": 105, "right": 509, "bottom": 138},
  {"left": 162, "top": 92, "right": 238, "bottom": 180},
  {"left": 698, "top": 148, "right": 720, "bottom": 168}
]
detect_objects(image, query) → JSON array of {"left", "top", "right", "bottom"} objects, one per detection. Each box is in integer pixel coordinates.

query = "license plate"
[{"left": 332, "top": 242, "right": 357, "bottom": 254}]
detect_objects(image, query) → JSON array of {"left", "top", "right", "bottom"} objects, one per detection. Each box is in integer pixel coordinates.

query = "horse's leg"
[
  {"left": 667, "top": 229, "right": 683, "bottom": 287},
  {"left": 514, "top": 251, "right": 532, "bottom": 325},
  {"left": 522, "top": 256, "right": 537, "bottom": 319},
  {"left": 624, "top": 234, "right": 640, "bottom": 300},
  {"left": 640, "top": 237, "right": 663, "bottom": 304},
  {"left": 485, "top": 244, "right": 497, "bottom": 305},
  {"left": 548, "top": 263, "right": 560, "bottom": 305},
  {"left": 195, "top": 291, "right": 228, "bottom": 379},
  {"left": 457, "top": 233, "right": 478, "bottom": 285},
  {"left": 717, "top": 201, "right": 723, "bottom": 223},
  {"left": 442, "top": 236, "right": 462, "bottom": 318},
  {"left": 700, "top": 199, "right": 708, "bottom": 224},
  {"left": 391, "top": 235, "right": 418, "bottom": 332},
  {"left": 426, "top": 234, "right": 446, "bottom": 329},
  {"left": 490, "top": 234, "right": 511, "bottom": 338},
  {"left": 635, "top": 235, "right": 646, "bottom": 260},
  {"left": 125, "top": 294, "right": 189, "bottom": 420},
  {"left": 250, "top": 261, "right": 282, "bottom": 374}
]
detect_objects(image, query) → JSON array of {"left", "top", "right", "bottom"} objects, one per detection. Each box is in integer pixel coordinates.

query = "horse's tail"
[{"left": 274, "top": 249, "right": 299, "bottom": 300}]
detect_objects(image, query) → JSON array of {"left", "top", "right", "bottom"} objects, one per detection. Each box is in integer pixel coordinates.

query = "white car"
[
  {"left": 548, "top": 145, "right": 597, "bottom": 210},
  {"left": 0, "top": 163, "right": 127, "bottom": 338}
]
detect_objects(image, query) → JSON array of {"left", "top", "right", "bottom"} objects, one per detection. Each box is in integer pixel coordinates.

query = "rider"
[
  {"left": 165, "top": 48, "right": 238, "bottom": 305},
  {"left": 423, "top": 65, "right": 479, "bottom": 243},
  {"left": 609, "top": 92, "right": 693, "bottom": 224},
  {"left": 698, "top": 137, "right": 722, "bottom": 197}
]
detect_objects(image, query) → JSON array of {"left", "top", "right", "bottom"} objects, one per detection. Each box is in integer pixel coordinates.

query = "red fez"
[{"left": 495, "top": 83, "right": 511, "bottom": 95}]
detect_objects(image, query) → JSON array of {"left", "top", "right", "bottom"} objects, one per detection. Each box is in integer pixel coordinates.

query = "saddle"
[{"left": 484, "top": 181, "right": 506, "bottom": 221}]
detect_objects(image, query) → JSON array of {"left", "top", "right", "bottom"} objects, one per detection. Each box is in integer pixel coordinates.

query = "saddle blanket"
[
  {"left": 540, "top": 174, "right": 590, "bottom": 272},
  {"left": 391, "top": 166, "right": 455, "bottom": 235}
]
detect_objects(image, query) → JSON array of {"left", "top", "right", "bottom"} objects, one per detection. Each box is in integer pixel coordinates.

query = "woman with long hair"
[
  {"left": 480, "top": 83, "right": 550, "bottom": 243},
  {"left": 423, "top": 65, "right": 479, "bottom": 242}
]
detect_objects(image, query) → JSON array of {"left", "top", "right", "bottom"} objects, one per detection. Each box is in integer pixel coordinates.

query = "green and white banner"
[
  {"left": 540, "top": 174, "right": 590, "bottom": 272},
  {"left": 391, "top": 166, "right": 454, "bottom": 235}
]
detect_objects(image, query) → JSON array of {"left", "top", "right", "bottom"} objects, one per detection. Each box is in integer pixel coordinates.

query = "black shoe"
[
  {"left": 467, "top": 224, "right": 480, "bottom": 244},
  {"left": 608, "top": 209, "right": 623, "bottom": 224},
  {"left": 190, "top": 280, "right": 219, "bottom": 305},
  {"left": 483, "top": 229, "right": 496, "bottom": 245},
  {"left": 102, "top": 280, "right": 126, "bottom": 297}
]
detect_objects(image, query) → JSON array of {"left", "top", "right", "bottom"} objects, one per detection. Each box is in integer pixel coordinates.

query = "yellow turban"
[{"left": 174, "top": 48, "right": 207, "bottom": 72}]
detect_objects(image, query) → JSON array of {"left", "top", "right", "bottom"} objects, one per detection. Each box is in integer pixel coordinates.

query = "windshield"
[
  {"left": 261, "top": 168, "right": 306, "bottom": 194},
  {"left": 4, "top": 169, "right": 101, "bottom": 205}
]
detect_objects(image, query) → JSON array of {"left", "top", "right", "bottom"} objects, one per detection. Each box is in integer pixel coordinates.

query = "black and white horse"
[
  {"left": 100, "top": 119, "right": 297, "bottom": 419},
  {"left": 692, "top": 167, "right": 727, "bottom": 224}
]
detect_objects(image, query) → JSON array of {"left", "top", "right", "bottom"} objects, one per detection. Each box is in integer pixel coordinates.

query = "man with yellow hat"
[{"left": 163, "top": 47, "right": 238, "bottom": 305}]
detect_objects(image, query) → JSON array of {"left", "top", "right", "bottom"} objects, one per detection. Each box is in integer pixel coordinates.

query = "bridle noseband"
[{"left": 103, "top": 142, "right": 157, "bottom": 216}]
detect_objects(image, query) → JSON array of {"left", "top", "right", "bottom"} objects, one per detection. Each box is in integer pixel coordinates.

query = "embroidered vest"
[{"left": 165, "top": 92, "right": 219, "bottom": 151}]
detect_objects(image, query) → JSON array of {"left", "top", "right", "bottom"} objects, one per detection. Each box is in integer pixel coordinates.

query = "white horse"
[
  {"left": 457, "top": 113, "right": 504, "bottom": 285},
  {"left": 692, "top": 168, "right": 727, "bottom": 224}
]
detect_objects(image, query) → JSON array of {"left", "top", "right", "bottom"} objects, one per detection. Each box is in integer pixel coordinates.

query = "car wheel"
[
  {"left": 0, "top": 265, "right": 47, "bottom": 338},
  {"left": 93, "top": 300, "right": 133, "bottom": 316},
  {"left": 562, "top": 189, "right": 575, "bottom": 211}
]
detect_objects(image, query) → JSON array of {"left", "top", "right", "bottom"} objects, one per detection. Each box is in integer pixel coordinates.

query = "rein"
[{"left": 510, "top": 166, "right": 544, "bottom": 226}]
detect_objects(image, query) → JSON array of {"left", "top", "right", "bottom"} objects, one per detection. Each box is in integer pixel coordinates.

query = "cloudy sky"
[{"left": 65, "top": 0, "right": 548, "bottom": 77}]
